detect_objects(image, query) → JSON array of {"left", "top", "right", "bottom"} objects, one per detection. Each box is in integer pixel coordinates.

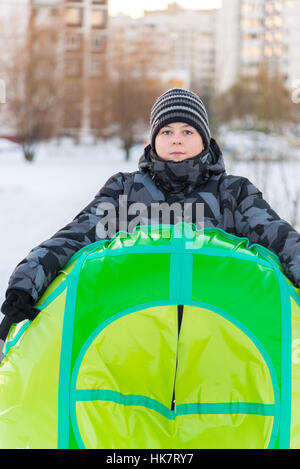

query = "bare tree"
[
  {"left": 86, "top": 34, "right": 112, "bottom": 141},
  {"left": 101, "top": 27, "right": 164, "bottom": 160},
  {"left": 105, "top": 76, "right": 161, "bottom": 161},
  {"left": 253, "top": 65, "right": 295, "bottom": 128},
  {"left": 215, "top": 75, "right": 256, "bottom": 124},
  {"left": 1, "top": 10, "right": 63, "bottom": 161},
  {"left": 215, "top": 64, "right": 295, "bottom": 131}
]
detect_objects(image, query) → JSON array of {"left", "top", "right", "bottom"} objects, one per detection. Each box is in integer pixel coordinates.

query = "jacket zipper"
[{"left": 171, "top": 304, "right": 183, "bottom": 412}]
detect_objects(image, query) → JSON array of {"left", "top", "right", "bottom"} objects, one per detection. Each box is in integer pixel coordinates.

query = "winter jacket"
[{"left": 6, "top": 139, "right": 300, "bottom": 303}]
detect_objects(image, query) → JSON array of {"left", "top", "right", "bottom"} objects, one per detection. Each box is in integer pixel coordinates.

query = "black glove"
[{"left": 1, "top": 289, "right": 40, "bottom": 323}]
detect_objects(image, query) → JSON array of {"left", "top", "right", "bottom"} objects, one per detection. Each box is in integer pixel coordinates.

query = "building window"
[
  {"left": 265, "top": 17, "right": 273, "bottom": 28},
  {"left": 65, "top": 7, "right": 82, "bottom": 27},
  {"left": 273, "top": 15, "right": 283, "bottom": 27},
  {"left": 66, "top": 57, "right": 82, "bottom": 77},
  {"left": 91, "top": 10, "right": 105, "bottom": 28},
  {"left": 242, "top": 46, "right": 260, "bottom": 57},
  {"left": 65, "top": 83, "right": 82, "bottom": 100},
  {"left": 241, "top": 18, "right": 262, "bottom": 28},
  {"left": 265, "top": 31, "right": 273, "bottom": 42},
  {"left": 265, "top": 2, "right": 273, "bottom": 13},
  {"left": 273, "top": 45, "right": 282, "bottom": 56},
  {"left": 90, "top": 58, "right": 102, "bottom": 76},
  {"left": 274, "top": 31, "right": 282, "bottom": 42},
  {"left": 264, "top": 46, "right": 273, "bottom": 57},
  {"left": 91, "top": 34, "right": 105, "bottom": 52},
  {"left": 65, "top": 32, "right": 81, "bottom": 51}
]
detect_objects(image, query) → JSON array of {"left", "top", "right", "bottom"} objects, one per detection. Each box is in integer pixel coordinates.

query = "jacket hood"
[{"left": 138, "top": 138, "right": 226, "bottom": 195}]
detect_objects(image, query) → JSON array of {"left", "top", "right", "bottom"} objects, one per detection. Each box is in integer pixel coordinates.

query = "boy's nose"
[{"left": 172, "top": 135, "right": 183, "bottom": 144}]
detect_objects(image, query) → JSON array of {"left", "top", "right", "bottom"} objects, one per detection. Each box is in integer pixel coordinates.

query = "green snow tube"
[{"left": 0, "top": 223, "right": 300, "bottom": 449}]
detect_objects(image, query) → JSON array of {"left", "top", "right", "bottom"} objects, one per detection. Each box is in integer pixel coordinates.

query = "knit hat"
[{"left": 150, "top": 88, "right": 211, "bottom": 151}]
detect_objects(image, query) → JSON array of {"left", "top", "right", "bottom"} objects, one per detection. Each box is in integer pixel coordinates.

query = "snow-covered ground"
[
  {"left": 0, "top": 138, "right": 140, "bottom": 320},
  {"left": 1, "top": 136, "right": 300, "bottom": 322},
  {"left": 219, "top": 129, "right": 300, "bottom": 161}
]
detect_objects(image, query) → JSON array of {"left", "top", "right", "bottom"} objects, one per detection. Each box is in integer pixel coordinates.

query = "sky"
[
  {"left": 109, "top": 0, "right": 222, "bottom": 18},
  {"left": 0, "top": 0, "right": 222, "bottom": 18}
]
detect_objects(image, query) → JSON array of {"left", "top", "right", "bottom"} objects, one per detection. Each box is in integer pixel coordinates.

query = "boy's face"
[{"left": 155, "top": 122, "right": 205, "bottom": 162}]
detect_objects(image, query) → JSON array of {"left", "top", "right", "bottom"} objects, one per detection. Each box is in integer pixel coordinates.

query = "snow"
[
  {"left": 0, "top": 138, "right": 140, "bottom": 320},
  {"left": 219, "top": 129, "right": 300, "bottom": 161},
  {"left": 1, "top": 135, "right": 300, "bottom": 323},
  {"left": 0, "top": 139, "right": 20, "bottom": 153}
]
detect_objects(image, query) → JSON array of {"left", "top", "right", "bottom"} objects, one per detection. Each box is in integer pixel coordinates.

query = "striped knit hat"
[{"left": 150, "top": 88, "right": 211, "bottom": 151}]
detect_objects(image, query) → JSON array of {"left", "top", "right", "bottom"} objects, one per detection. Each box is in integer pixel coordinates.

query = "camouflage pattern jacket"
[{"left": 6, "top": 139, "right": 300, "bottom": 302}]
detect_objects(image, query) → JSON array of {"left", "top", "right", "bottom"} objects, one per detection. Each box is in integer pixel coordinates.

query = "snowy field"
[
  {"left": 0, "top": 138, "right": 140, "bottom": 321},
  {"left": 1, "top": 136, "right": 300, "bottom": 322}
]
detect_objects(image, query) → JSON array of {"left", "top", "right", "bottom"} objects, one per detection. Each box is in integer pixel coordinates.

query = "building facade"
[
  {"left": 30, "top": 0, "right": 108, "bottom": 138},
  {"left": 108, "top": 3, "right": 217, "bottom": 96},
  {"left": 215, "top": 0, "right": 300, "bottom": 93}
]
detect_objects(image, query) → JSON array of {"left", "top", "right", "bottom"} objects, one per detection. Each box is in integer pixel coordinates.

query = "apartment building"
[
  {"left": 215, "top": 0, "right": 300, "bottom": 93},
  {"left": 0, "top": 1, "right": 30, "bottom": 136},
  {"left": 30, "top": 0, "right": 108, "bottom": 137},
  {"left": 108, "top": 3, "right": 217, "bottom": 95}
]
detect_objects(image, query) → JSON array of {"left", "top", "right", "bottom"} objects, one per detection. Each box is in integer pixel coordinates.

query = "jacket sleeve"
[
  {"left": 6, "top": 172, "right": 125, "bottom": 303},
  {"left": 234, "top": 178, "right": 300, "bottom": 288}
]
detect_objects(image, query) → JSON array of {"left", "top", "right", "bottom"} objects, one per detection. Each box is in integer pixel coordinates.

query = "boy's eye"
[{"left": 161, "top": 129, "right": 193, "bottom": 135}]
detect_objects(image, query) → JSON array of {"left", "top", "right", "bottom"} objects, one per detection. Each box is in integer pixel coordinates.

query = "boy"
[{"left": 2, "top": 88, "right": 300, "bottom": 324}]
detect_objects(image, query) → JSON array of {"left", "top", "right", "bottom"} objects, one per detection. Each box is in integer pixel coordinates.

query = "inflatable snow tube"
[{"left": 0, "top": 223, "right": 300, "bottom": 449}]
